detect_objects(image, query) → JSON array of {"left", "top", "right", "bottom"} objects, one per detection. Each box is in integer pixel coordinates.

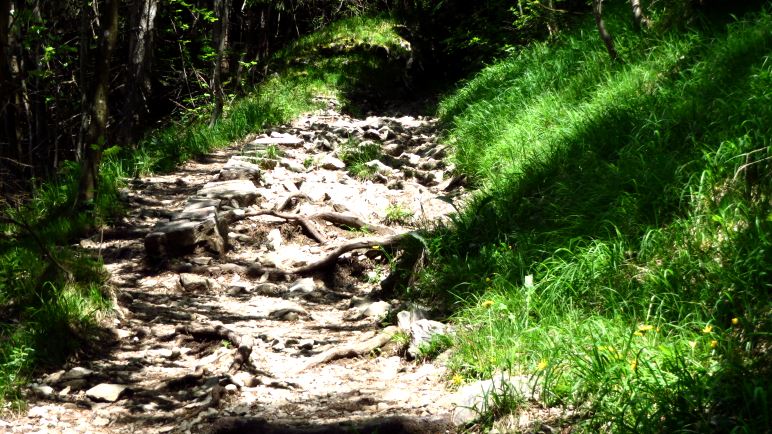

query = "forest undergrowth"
[{"left": 423, "top": 7, "right": 771, "bottom": 432}]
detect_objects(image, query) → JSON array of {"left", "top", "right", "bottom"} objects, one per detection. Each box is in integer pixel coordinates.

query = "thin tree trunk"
[
  {"left": 78, "top": 0, "right": 118, "bottom": 207},
  {"left": 209, "top": 0, "right": 230, "bottom": 127},
  {"left": 630, "top": 0, "right": 650, "bottom": 30},
  {"left": 119, "top": 0, "right": 157, "bottom": 146},
  {"left": 76, "top": 0, "right": 91, "bottom": 162},
  {"left": 593, "top": 0, "right": 619, "bottom": 62}
]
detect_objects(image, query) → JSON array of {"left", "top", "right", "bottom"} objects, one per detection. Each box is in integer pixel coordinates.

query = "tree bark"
[
  {"left": 119, "top": 0, "right": 157, "bottom": 146},
  {"left": 593, "top": 0, "right": 619, "bottom": 62},
  {"left": 630, "top": 0, "right": 650, "bottom": 30},
  {"left": 209, "top": 0, "right": 230, "bottom": 127},
  {"left": 78, "top": 0, "right": 118, "bottom": 207}
]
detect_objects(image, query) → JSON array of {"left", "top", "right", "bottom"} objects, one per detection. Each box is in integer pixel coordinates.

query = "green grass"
[
  {"left": 423, "top": 7, "right": 771, "bottom": 432},
  {"left": 338, "top": 138, "right": 382, "bottom": 180}
]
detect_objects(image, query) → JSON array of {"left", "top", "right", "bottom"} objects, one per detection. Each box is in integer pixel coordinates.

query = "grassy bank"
[
  {"left": 429, "top": 8, "right": 771, "bottom": 432},
  {"left": 0, "top": 15, "right": 407, "bottom": 408}
]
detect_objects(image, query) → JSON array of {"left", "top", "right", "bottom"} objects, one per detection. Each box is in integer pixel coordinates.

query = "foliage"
[
  {"left": 338, "top": 138, "right": 383, "bottom": 180},
  {"left": 427, "top": 7, "right": 772, "bottom": 432},
  {"left": 384, "top": 203, "right": 414, "bottom": 225}
]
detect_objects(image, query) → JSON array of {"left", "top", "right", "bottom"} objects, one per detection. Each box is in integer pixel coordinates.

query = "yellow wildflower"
[
  {"left": 731, "top": 317, "right": 739, "bottom": 326},
  {"left": 630, "top": 360, "right": 638, "bottom": 371},
  {"left": 710, "top": 340, "right": 718, "bottom": 349},
  {"left": 451, "top": 374, "right": 464, "bottom": 386},
  {"left": 372, "top": 245, "right": 380, "bottom": 250},
  {"left": 481, "top": 300, "right": 494, "bottom": 308},
  {"left": 638, "top": 324, "right": 654, "bottom": 332},
  {"left": 537, "top": 360, "right": 548, "bottom": 371},
  {"left": 634, "top": 331, "right": 644, "bottom": 337},
  {"left": 702, "top": 324, "right": 713, "bottom": 334}
]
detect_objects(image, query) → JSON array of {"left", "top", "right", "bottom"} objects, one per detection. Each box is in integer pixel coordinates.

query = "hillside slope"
[{"left": 428, "top": 8, "right": 771, "bottom": 432}]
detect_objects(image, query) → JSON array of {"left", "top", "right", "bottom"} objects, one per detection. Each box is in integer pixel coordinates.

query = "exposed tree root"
[
  {"left": 293, "top": 326, "right": 398, "bottom": 373},
  {"left": 311, "top": 212, "right": 394, "bottom": 235},
  {"left": 277, "top": 192, "right": 313, "bottom": 211},
  {"left": 250, "top": 210, "right": 328, "bottom": 244},
  {"left": 248, "top": 232, "right": 417, "bottom": 276},
  {"left": 175, "top": 323, "right": 254, "bottom": 373}
]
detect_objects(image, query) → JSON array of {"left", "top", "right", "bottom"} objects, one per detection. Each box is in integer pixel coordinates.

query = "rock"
[
  {"left": 267, "top": 228, "right": 282, "bottom": 251},
  {"left": 383, "top": 143, "right": 404, "bottom": 156},
  {"left": 226, "top": 285, "right": 247, "bottom": 296},
  {"left": 30, "top": 384, "right": 54, "bottom": 398},
  {"left": 61, "top": 379, "right": 88, "bottom": 391},
  {"left": 288, "top": 277, "right": 316, "bottom": 294},
  {"left": 86, "top": 383, "right": 127, "bottom": 402},
  {"left": 219, "top": 157, "right": 262, "bottom": 183},
  {"left": 445, "top": 374, "right": 540, "bottom": 426},
  {"left": 279, "top": 158, "right": 306, "bottom": 173},
  {"left": 363, "top": 301, "right": 391, "bottom": 320},
  {"left": 179, "top": 273, "right": 217, "bottom": 292},
  {"left": 364, "top": 159, "right": 393, "bottom": 174},
  {"left": 254, "top": 282, "right": 284, "bottom": 296},
  {"left": 199, "top": 180, "right": 260, "bottom": 207},
  {"left": 93, "top": 416, "right": 111, "bottom": 427},
  {"left": 396, "top": 309, "right": 428, "bottom": 331},
  {"left": 231, "top": 372, "right": 259, "bottom": 388},
  {"left": 59, "top": 367, "right": 93, "bottom": 382},
  {"left": 320, "top": 155, "right": 346, "bottom": 170},
  {"left": 298, "top": 339, "right": 315, "bottom": 350},
  {"left": 27, "top": 406, "right": 48, "bottom": 418},
  {"left": 250, "top": 134, "right": 303, "bottom": 147},
  {"left": 268, "top": 306, "right": 306, "bottom": 321},
  {"left": 145, "top": 216, "right": 228, "bottom": 258},
  {"left": 408, "top": 319, "right": 447, "bottom": 359},
  {"left": 224, "top": 384, "right": 238, "bottom": 393}
]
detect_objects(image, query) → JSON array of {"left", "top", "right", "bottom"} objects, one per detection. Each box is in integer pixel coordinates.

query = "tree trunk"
[
  {"left": 119, "top": 0, "right": 158, "bottom": 146},
  {"left": 630, "top": 0, "right": 650, "bottom": 30},
  {"left": 209, "top": 0, "right": 230, "bottom": 127},
  {"left": 593, "top": 0, "right": 619, "bottom": 62},
  {"left": 78, "top": 0, "right": 118, "bottom": 207}
]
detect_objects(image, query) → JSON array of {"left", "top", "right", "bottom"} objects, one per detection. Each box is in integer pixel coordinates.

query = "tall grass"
[{"left": 428, "top": 7, "right": 771, "bottom": 432}]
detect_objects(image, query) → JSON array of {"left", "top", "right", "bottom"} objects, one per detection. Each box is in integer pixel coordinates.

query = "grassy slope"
[
  {"left": 429, "top": 8, "right": 771, "bottom": 432},
  {"left": 0, "top": 15, "right": 406, "bottom": 408}
]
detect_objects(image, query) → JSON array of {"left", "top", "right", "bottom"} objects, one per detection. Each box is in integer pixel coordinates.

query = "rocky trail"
[{"left": 2, "top": 100, "right": 536, "bottom": 434}]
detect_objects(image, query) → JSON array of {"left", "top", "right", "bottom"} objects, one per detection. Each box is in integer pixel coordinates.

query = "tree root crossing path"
[{"left": 8, "top": 101, "right": 494, "bottom": 434}]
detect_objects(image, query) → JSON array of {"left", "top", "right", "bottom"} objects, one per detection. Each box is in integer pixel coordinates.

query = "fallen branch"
[
  {"left": 248, "top": 232, "right": 415, "bottom": 276},
  {"left": 176, "top": 323, "right": 254, "bottom": 373},
  {"left": 294, "top": 326, "right": 398, "bottom": 373}
]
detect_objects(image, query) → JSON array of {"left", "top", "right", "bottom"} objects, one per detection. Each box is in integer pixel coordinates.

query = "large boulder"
[{"left": 198, "top": 180, "right": 260, "bottom": 207}]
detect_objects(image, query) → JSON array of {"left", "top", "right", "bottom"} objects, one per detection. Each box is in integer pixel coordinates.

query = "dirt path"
[{"left": 6, "top": 100, "right": 476, "bottom": 434}]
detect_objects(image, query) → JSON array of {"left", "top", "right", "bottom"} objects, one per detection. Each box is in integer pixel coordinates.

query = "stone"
[
  {"left": 59, "top": 367, "right": 93, "bottom": 382},
  {"left": 179, "top": 273, "right": 217, "bottom": 292},
  {"left": 224, "top": 384, "right": 238, "bottom": 393},
  {"left": 254, "top": 282, "right": 284, "bottom": 296},
  {"left": 145, "top": 216, "right": 228, "bottom": 258},
  {"left": 288, "top": 277, "right": 316, "bottom": 294},
  {"left": 320, "top": 155, "right": 346, "bottom": 170},
  {"left": 198, "top": 180, "right": 259, "bottom": 207},
  {"left": 219, "top": 157, "right": 262, "bottom": 183},
  {"left": 232, "top": 372, "right": 259, "bottom": 388},
  {"left": 362, "top": 301, "right": 391, "bottom": 320},
  {"left": 364, "top": 159, "right": 393, "bottom": 174},
  {"left": 86, "top": 383, "right": 127, "bottom": 402},
  {"left": 396, "top": 308, "right": 428, "bottom": 331},
  {"left": 93, "top": 417, "right": 111, "bottom": 427},
  {"left": 279, "top": 158, "right": 306, "bottom": 173},
  {"left": 408, "top": 319, "right": 447, "bottom": 359},
  {"left": 298, "top": 339, "right": 315, "bottom": 350},
  {"left": 250, "top": 135, "right": 303, "bottom": 147},
  {"left": 267, "top": 228, "right": 282, "bottom": 251},
  {"left": 445, "top": 374, "right": 539, "bottom": 426},
  {"left": 30, "top": 385, "right": 54, "bottom": 398}
]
